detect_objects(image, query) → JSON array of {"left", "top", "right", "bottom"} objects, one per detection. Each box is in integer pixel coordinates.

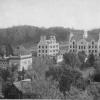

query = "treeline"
[
  {"left": 0, "top": 25, "right": 100, "bottom": 46},
  {"left": 0, "top": 25, "right": 84, "bottom": 45}
]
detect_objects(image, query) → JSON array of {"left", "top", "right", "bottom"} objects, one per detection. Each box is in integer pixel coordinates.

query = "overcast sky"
[{"left": 0, "top": 0, "right": 100, "bottom": 30}]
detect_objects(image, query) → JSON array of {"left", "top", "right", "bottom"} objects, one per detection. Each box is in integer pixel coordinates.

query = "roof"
[
  {"left": 86, "top": 32, "right": 99, "bottom": 42},
  {"left": 70, "top": 31, "right": 100, "bottom": 42},
  {"left": 14, "top": 45, "right": 31, "bottom": 56},
  {"left": 70, "top": 33, "right": 84, "bottom": 42},
  {"left": 13, "top": 79, "right": 32, "bottom": 94}
]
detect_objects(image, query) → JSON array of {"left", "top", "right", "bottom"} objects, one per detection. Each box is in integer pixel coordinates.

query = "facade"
[
  {"left": 37, "top": 35, "right": 59, "bottom": 57},
  {"left": 56, "top": 53, "right": 63, "bottom": 63},
  {"left": 68, "top": 31, "right": 100, "bottom": 56},
  {"left": 9, "top": 54, "right": 32, "bottom": 71},
  {"left": 0, "top": 46, "right": 32, "bottom": 71},
  {"left": 0, "top": 57, "right": 9, "bottom": 69},
  {"left": 59, "top": 41, "right": 69, "bottom": 54}
]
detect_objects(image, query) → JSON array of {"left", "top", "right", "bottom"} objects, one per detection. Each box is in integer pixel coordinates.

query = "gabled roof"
[
  {"left": 70, "top": 31, "right": 100, "bottom": 43},
  {"left": 13, "top": 79, "right": 32, "bottom": 94},
  {"left": 70, "top": 33, "right": 83, "bottom": 42},
  {"left": 14, "top": 45, "right": 31, "bottom": 56},
  {"left": 86, "top": 33, "right": 99, "bottom": 42}
]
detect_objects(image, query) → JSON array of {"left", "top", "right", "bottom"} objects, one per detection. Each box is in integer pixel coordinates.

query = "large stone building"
[
  {"left": 0, "top": 46, "right": 32, "bottom": 71},
  {"left": 68, "top": 31, "right": 100, "bottom": 56},
  {"left": 37, "top": 35, "right": 59, "bottom": 57}
]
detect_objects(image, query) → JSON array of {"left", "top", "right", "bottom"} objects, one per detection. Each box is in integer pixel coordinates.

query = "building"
[
  {"left": 68, "top": 31, "right": 100, "bottom": 56},
  {"left": 0, "top": 46, "right": 32, "bottom": 71},
  {"left": 37, "top": 35, "right": 59, "bottom": 57},
  {"left": 9, "top": 54, "right": 32, "bottom": 71},
  {"left": 55, "top": 53, "right": 63, "bottom": 63},
  {"left": 59, "top": 41, "right": 69, "bottom": 55},
  {"left": 4, "top": 79, "right": 32, "bottom": 99},
  {"left": 0, "top": 57, "right": 9, "bottom": 69}
]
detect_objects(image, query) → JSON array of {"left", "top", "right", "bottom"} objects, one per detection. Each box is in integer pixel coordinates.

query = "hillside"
[
  {"left": 0, "top": 25, "right": 99, "bottom": 47},
  {"left": 0, "top": 26, "right": 82, "bottom": 46}
]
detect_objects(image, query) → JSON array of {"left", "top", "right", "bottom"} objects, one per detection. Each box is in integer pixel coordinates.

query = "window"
[
  {"left": 84, "top": 46, "right": 85, "bottom": 49},
  {"left": 95, "top": 50, "right": 97, "bottom": 53},
  {"left": 42, "top": 50, "right": 44, "bottom": 53},
  {"left": 50, "top": 50, "right": 52, "bottom": 52},
  {"left": 88, "top": 46, "right": 91, "bottom": 48},
  {"left": 89, "top": 50, "right": 91, "bottom": 53},
  {"left": 95, "top": 46, "right": 97, "bottom": 48},
  {"left": 92, "top": 41, "right": 94, "bottom": 45},
  {"left": 38, "top": 50, "right": 41, "bottom": 53},
  {"left": 46, "top": 46, "right": 47, "bottom": 48},
  {"left": 56, "top": 45, "right": 58, "bottom": 48},
  {"left": 42, "top": 46, "right": 44, "bottom": 48},
  {"left": 81, "top": 42, "right": 83, "bottom": 44},
  {"left": 53, "top": 46, "right": 55, "bottom": 48},
  {"left": 92, "top": 46, "right": 94, "bottom": 48},
  {"left": 70, "top": 46, "right": 72, "bottom": 48},
  {"left": 79, "top": 46, "right": 80, "bottom": 49},
  {"left": 81, "top": 46, "right": 83, "bottom": 49},
  {"left": 56, "top": 49, "right": 58, "bottom": 52},
  {"left": 45, "top": 50, "right": 47, "bottom": 53},
  {"left": 39, "top": 45, "right": 41, "bottom": 48},
  {"left": 50, "top": 46, "right": 52, "bottom": 48},
  {"left": 53, "top": 50, "right": 55, "bottom": 52}
]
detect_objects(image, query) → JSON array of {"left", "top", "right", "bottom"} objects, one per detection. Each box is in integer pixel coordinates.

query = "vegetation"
[
  {"left": 0, "top": 25, "right": 98, "bottom": 46},
  {"left": 0, "top": 50, "right": 100, "bottom": 99}
]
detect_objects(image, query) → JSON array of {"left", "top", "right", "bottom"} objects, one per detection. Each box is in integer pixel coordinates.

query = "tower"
[
  {"left": 99, "top": 32, "right": 100, "bottom": 40},
  {"left": 83, "top": 30, "right": 88, "bottom": 39},
  {"left": 40, "top": 35, "right": 46, "bottom": 42},
  {"left": 69, "top": 32, "right": 73, "bottom": 42},
  {"left": 98, "top": 32, "right": 100, "bottom": 56}
]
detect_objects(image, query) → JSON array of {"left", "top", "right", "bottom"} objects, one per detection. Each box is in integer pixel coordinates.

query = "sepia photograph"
[{"left": 0, "top": 0, "right": 100, "bottom": 99}]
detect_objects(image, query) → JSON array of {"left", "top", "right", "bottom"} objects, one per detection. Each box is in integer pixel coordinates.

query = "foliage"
[
  {"left": 63, "top": 53, "right": 81, "bottom": 68},
  {"left": 0, "top": 44, "right": 14, "bottom": 57},
  {"left": 78, "top": 51, "right": 87, "bottom": 64},
  {"left": 31, "top": 79, "right": 64, "bottom": 99},
  {"left": 0, "top": 64, "right": 19, "bottom": 98},
  {"left": 87, "top": 83, "right": 100, "bottom": 100},
  {"left": 45, "top": 65, "right": 87, "bottom": 97},
  {"left": 88, "top": 53, "right": 95, "bottom": 67},
  {"left": 0, "top": 26, "right": 71, "bottom": 45}
]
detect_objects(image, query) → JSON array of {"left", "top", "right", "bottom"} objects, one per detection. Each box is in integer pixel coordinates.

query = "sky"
[{"left": 0, "top": 0, "right": 100, "bottom": 30}]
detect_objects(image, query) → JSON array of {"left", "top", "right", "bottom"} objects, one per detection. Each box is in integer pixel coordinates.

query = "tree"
[
  {"left": 63, "top": 53, "right": 81, "bottom": 69},
  {"left": 0, "top": 64, "right": 19, "bottom": 98},
  {"left": 45, "top": 65, "right": 85, "bottom": 98},
  {"left": 88, "top": 53, "right": 95, "bottom": 67},
  {"left": 78, "top": 51, "right": 86, "bottom": 64}
]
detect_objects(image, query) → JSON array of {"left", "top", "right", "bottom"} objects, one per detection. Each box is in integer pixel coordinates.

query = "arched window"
[{"left": 92, "top": 41, "right": 94, "bottom": 45}]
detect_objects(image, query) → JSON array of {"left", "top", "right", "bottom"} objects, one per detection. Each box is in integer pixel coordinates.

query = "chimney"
[{"left": 69, "top": 32, "right": 73, "bottom": 42}]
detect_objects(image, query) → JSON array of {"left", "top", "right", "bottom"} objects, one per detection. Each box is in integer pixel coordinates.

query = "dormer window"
[
  {"left": 92, "top": 41, "right": 94, "bottom": 45},
  {"left": 39, "top": 45, "right": 41, "bottom": 48},
  {"left": 81, "top": 42, "right": 83, "bottom": 44},
  {"left": 42, "top": 46, "right": 44, "bottom": 48},
  {"left": 73, "top": 41, "right": 75, "bottom": 45},
  {"left": 88, "top": 46, "right": 91, "bottom": 49},
  {"left": 46, "top": 46, "right": 47, "bottom": 48}
]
